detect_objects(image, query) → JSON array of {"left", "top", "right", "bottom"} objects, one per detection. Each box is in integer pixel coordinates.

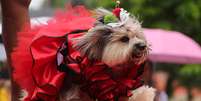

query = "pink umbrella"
[{"left": 144, "top": 28, "right": 201, "bottom": 64}]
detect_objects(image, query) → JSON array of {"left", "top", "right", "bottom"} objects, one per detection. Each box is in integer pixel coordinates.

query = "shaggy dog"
[
  {"left": 57, "top": 8, "right": 156, "bottom": 101},
  {"left": 13, "top": 7, "right": 155, "bottom": 101}
]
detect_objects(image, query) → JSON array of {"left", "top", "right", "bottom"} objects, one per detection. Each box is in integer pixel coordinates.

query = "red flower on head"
[{"left": 112, "top": 8, "right": 121, "bottom": 19}]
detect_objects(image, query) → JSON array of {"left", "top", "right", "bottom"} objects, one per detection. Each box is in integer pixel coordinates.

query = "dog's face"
[{"left": 74, "top": 9, "right": 149, "bottom": 67}]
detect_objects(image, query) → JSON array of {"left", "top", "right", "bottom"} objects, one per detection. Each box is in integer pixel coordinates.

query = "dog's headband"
[
  {"left": 107, "top": 8, "right": 130, "bottom": 27},
  {"left": 101, "top": 0, "right": 130, "bottom": 27},
  {"left": 103, "top": 8, "right": 130, "bottom": 28}
]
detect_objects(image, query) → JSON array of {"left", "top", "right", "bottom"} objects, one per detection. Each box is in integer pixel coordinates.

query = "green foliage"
[
  {"left": 51, "top": 0, "right": 85, "bottom": 8},
  {"left": 180, "top": 64, "right": 201, "bottom": 76},
  {"left": 51, "top": 0, "right": 68, "bottom": 8},
  {"left": 84, "top": 0, "right": 201, "bottom": 45},
  {"left": 104, "top": 14, "right": 118, "bottom": 24},
  {"left": 179, "top": 64, "right": 201, "bottom": 88}
]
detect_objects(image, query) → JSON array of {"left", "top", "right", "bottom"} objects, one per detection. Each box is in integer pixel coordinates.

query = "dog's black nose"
[{"left": 135, "top": 43, "right": 146, "bottom": 50}]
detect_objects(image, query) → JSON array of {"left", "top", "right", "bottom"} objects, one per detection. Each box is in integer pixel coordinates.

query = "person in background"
[
  {"left": 153, "top": 71, "right": 169, "bottom": 101},
  {"left": 170, "top": 80, "right": 188, "bottom": 101},
  {"left": 1, "top": 0, "right": 31, "bottom": 101},
  {"left": 191, "top": 87, "right": 201, "bottom": 101}
]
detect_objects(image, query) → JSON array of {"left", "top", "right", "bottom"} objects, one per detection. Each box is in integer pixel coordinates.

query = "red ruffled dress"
[{"left": 11, "top": 6, "right": 144, "bottom": 101}]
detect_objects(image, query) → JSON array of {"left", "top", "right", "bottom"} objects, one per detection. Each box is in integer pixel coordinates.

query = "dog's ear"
[{"left": 74, "top": 26, "right": 112, "bottom": 60}]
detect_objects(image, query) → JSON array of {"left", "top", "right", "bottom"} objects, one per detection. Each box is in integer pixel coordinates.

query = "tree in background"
[
  {"left": 51, "top": 0, "right": 85, "bottom": 8},
  {"left": 51, "top": 0, "right": 68, "bottom": 8},
  {"left": 179, "top": 64, "right": 201, "bottom": 89}
]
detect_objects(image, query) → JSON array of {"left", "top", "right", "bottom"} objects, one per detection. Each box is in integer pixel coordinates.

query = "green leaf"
[{"left": 104, "top": 14, "right": 118, "bottom": 24}]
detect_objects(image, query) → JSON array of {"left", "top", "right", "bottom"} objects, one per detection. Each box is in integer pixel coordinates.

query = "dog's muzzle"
[
  {"left": 135, "top": 42, "right": 146, "bottom": 51},
  {"left": 132, "top": 42, "right": 147, "bottom": 58}
]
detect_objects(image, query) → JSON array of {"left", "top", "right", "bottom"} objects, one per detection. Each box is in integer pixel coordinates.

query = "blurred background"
[{"left": 0, "top": 0, "right": 201, "bottom": 101}]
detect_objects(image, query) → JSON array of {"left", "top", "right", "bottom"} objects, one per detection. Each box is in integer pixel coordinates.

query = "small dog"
[
  {"left": 16, "top": 7, "right": 155, "bottom": 101},
  {"left": 58, "top": 8, "right": 155, "bottom": 101}
]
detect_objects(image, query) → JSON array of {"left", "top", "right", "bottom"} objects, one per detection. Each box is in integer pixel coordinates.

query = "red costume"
[{"left": 11, "top": 6, "right": 144, "bottom": 101}]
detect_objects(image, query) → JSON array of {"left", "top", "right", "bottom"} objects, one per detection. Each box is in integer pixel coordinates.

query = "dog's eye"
[{"left": 120, "top": 36, "right": 129, "bottom": 42}]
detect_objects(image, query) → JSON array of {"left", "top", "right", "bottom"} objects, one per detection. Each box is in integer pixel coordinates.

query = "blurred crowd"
[{"left": 142, "top": 61, "right": 201, "bottom": 101}]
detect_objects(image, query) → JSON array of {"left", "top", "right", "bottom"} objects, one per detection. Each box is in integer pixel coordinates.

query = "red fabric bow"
[{"left": 113, "top": 8, "right": 121, "bottom": 18}]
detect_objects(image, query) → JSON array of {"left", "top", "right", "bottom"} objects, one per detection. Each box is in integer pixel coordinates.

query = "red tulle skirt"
[{"left": 11, "top": 6, "right": 95, "bottom": 101}]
